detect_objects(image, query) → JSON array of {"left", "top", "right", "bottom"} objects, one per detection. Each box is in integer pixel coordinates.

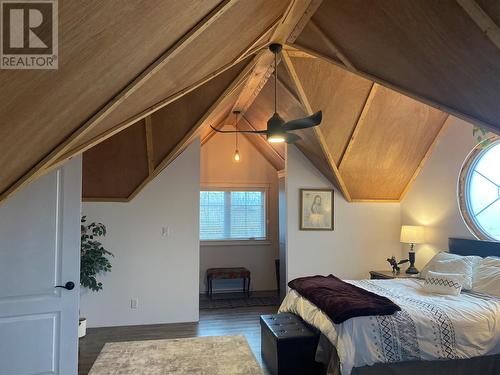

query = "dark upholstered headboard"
[{"left": 449, "top": 237, "right": 500, "bottom": 258}]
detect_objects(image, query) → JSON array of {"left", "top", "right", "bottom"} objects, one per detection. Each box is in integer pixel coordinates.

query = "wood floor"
[{"left": 78, "top": 305, "right": 278, "bottom": 374}]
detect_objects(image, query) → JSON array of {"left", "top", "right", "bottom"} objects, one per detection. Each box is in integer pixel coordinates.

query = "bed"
[{"left": 278, "top": 238, "right": 500, "bottom": 375}]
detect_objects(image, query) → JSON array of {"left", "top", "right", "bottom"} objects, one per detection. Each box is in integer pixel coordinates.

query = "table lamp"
[{"left": 400, "top": 225, "right": 425, "bottom": 274}]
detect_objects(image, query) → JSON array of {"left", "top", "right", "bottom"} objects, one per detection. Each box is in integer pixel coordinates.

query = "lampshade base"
[
  {"left": 405, "top": 265, "right": 419, "bottom": 275},
  {"left": 405, "top": 250, "right": 419, "bottom": 274}
]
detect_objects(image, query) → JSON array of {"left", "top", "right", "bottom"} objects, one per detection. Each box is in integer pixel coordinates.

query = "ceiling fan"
[{"left": 210, "top": 43, "right": 322, "bottom": 144}]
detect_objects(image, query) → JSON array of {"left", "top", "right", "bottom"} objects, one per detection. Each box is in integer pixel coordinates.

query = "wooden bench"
[{"left": 206, "top": 267, "right": 251, "bottom": 297}]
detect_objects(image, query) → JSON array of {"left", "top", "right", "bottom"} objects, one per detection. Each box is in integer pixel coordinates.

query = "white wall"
[
  {"left": 80, "top": 140, "right": 200, "bottom": 328},
  {"left": 200, "top": 127, "right": 279, "bottom": 292},
  {"left": 286, "top": 146, "right": 401, "bottom": 281},
  {"left": 400, "top": 117, "right": 478, "bottom": 268}
]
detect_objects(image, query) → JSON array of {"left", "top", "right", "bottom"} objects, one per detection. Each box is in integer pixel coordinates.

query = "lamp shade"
[{"left": 400, "top": 225, "right": 425, "bottom": 244}]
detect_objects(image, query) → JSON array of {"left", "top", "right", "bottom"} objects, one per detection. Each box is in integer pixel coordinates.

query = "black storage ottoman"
[{"left": 260, "top": 313, "right": 322, "bottom": 375}]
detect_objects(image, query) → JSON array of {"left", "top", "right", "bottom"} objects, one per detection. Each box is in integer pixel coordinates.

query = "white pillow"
[
  {"left": 430, "top": 258, "right": 471, "bottom": 289},
  {"left": 420, "top": 251, "right": 481, "bottom": 290},
  {"left": 472, "top": 257, "right": 500, "bottom": 297},
  {"left": 423, "top": 271, "right": 463, "bottom": 296}
]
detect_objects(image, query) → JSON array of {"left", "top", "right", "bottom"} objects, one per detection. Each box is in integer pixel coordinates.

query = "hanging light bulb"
[{"left": 233, "top": 110, "right": 241, "bottom": 162}]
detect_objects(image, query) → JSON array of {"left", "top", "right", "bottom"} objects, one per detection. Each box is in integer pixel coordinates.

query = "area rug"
[
  {"left": 199, "top": 295, "right": 279, "bottom": 310},
  {"left": 88, "top": 335, "right": 263, "bottom": 375}
]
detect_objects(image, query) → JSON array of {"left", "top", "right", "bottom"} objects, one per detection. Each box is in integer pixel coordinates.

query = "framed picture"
[{"left": 300, "top": 189, "right": 334, "bottom": 230}]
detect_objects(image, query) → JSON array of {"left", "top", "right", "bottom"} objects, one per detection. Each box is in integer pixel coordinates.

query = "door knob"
[{"left": 55, "top": 281, "right": 75, "bottom": 290}]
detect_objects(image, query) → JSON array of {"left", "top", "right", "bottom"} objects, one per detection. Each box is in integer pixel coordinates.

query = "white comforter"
[{"left": 279, "top": 279, "right": 500, "bottom": 375}]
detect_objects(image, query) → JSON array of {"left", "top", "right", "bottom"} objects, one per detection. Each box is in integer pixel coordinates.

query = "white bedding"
[{"left": 279, "top": 279, "right": 500, "bottom": 375}]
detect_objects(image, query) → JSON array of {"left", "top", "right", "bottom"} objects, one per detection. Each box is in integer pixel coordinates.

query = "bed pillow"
[
  {"left": 429, "top": 258, "right": 471, "bottom": 289},
  {"left": 423, "top": 271, "right": 463, "bottom": 296},
  {"left": 472, "top": 257, "right": 500, "bottom": 297},
  {"left": 420, "top": 251, "right": 481, "bottom": 290}
]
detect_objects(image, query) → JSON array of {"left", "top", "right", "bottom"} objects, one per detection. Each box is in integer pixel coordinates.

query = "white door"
[{"left": 0, "top": 157, "right": 82, "bottom": 375}]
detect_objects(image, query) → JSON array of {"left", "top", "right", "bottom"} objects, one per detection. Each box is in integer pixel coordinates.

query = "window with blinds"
[{"left": 200, "top": 190, "right": 266, "bottom": 241}]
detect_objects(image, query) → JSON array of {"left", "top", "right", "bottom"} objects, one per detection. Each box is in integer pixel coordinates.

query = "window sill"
[{"left": 200, "top": 240, "right": 272, "bottom": 247}]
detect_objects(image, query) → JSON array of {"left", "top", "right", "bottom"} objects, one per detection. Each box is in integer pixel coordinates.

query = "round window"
[{"left": 458, "top": 137, "right": 500, "bottom": 241}]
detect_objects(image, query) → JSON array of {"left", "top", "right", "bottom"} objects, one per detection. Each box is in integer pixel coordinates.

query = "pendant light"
[{"left": 233, "top": 110, "right": 240, "bottom": 162}]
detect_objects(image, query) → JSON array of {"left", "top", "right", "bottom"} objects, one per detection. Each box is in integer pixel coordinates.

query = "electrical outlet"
[{"left": 131, "top": 298, "right": 138, "bottom": 309}]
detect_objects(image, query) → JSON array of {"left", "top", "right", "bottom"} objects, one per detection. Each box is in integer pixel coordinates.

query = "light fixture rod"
[
  {"left": 269, "top": 43, "right": 282, "bottom": 115},
  {"left": 235, "top": 111, "right": 239, "bottom": 149},
  {"left": 274, "top": 49, "right": 277, "bottom": 114}
]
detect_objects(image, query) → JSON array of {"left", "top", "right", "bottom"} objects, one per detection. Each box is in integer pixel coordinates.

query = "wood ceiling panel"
[
  {"left": 241, "top": 20, "right": 278, "bottom": 57},
  {"left": 200, "top": 82, "right": 245, "bottom": 139},
  {"left": 291, "top": 18, "right": 345, "bottom": 67},
  {"left": 339, "top": 85, "right": 448, "bottom": 200},
  {"left": 476, "top": 0, "right": 500, "bottom": 26},
  {"left": 126, "top": 55, "right": 257, "bottom": 201},
  {"left": 82, "top": 120, "right": 148, "bottom": 200},
  {"left": 289, "top": 56, "right": 373, "bottom": 164},
  {"left": 299, "top": 0, "right": 500, "bottom": 133},
  {"left": 199, "top": 103, "right": 234, "bottom": 145},
  {"left": 151, "top": 58, "right": 250, "bottom": 167},
  {"left": 244, "top": 62, "right": 339, "bottom": 185},
  {"left": 75, "top": 0, "right": 289, "bottom": 148},
  {"left": 281, "top": 51, "right": 350, "bottom": 196},
  {"left": 277, "top": 64, "right": 301, "bottom": 104},
  {"left": 0, "top": 0, "right": 218, "bottom": 195}
]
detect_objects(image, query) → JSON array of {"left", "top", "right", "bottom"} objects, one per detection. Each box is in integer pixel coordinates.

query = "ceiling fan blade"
[
  {"left": 282, "top": 110, "right": 322, "bottom": 131},
  {"left": 210, "top": 125, "right": 267, "bottom": 134},
  {"left": 284, "top": 133, "right": 302, "bottom": 144}
]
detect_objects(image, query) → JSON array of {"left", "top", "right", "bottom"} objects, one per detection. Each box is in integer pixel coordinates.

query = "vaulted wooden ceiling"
[{"left": 1, "top": 0, "right": 499, "bottom": 203}]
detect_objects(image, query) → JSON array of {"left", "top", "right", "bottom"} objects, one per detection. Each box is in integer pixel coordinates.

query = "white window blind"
[{"left": 200, "top": 190, "right": 266, "bottom": 241}]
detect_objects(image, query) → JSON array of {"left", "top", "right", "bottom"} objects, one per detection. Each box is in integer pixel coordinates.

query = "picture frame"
[{"left": 299, "top": 189, "right": 334, "bottom": 231}]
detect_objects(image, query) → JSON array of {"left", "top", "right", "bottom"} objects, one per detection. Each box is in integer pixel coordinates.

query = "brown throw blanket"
[{"left": 288, "top": 275, "right": 400, "bottom": 324}]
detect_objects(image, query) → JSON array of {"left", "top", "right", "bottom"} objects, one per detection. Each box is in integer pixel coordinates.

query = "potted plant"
[{"left": 79, "top": 216, "right": 113, "bottom": 337}]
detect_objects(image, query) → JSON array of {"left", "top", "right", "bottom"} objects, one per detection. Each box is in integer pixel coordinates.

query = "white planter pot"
[{"left": 78, "top": 318, "right": 87, "bottom": 338}]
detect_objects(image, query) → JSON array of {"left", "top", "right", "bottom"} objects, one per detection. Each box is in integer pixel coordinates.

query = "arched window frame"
[{"left": 458, "top": 136, "right": 500, "bottom": 241}]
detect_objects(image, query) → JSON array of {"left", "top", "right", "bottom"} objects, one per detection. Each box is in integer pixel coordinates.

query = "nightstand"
[{"left": 369, "top": 270, "right": 421, "bottom": 280}]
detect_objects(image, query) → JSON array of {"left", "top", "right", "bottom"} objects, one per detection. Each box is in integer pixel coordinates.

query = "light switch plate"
[
  {"left": 161, "top": 226, "right": 170, "bottom": 237},
  {"left": 131, "top": 298, "right": 138, "bottom": 309}
]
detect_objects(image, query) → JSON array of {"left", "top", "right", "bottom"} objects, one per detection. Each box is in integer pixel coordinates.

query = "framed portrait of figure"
[{"left": 300, "top": 189, "right": 334, "bottom": 230}]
